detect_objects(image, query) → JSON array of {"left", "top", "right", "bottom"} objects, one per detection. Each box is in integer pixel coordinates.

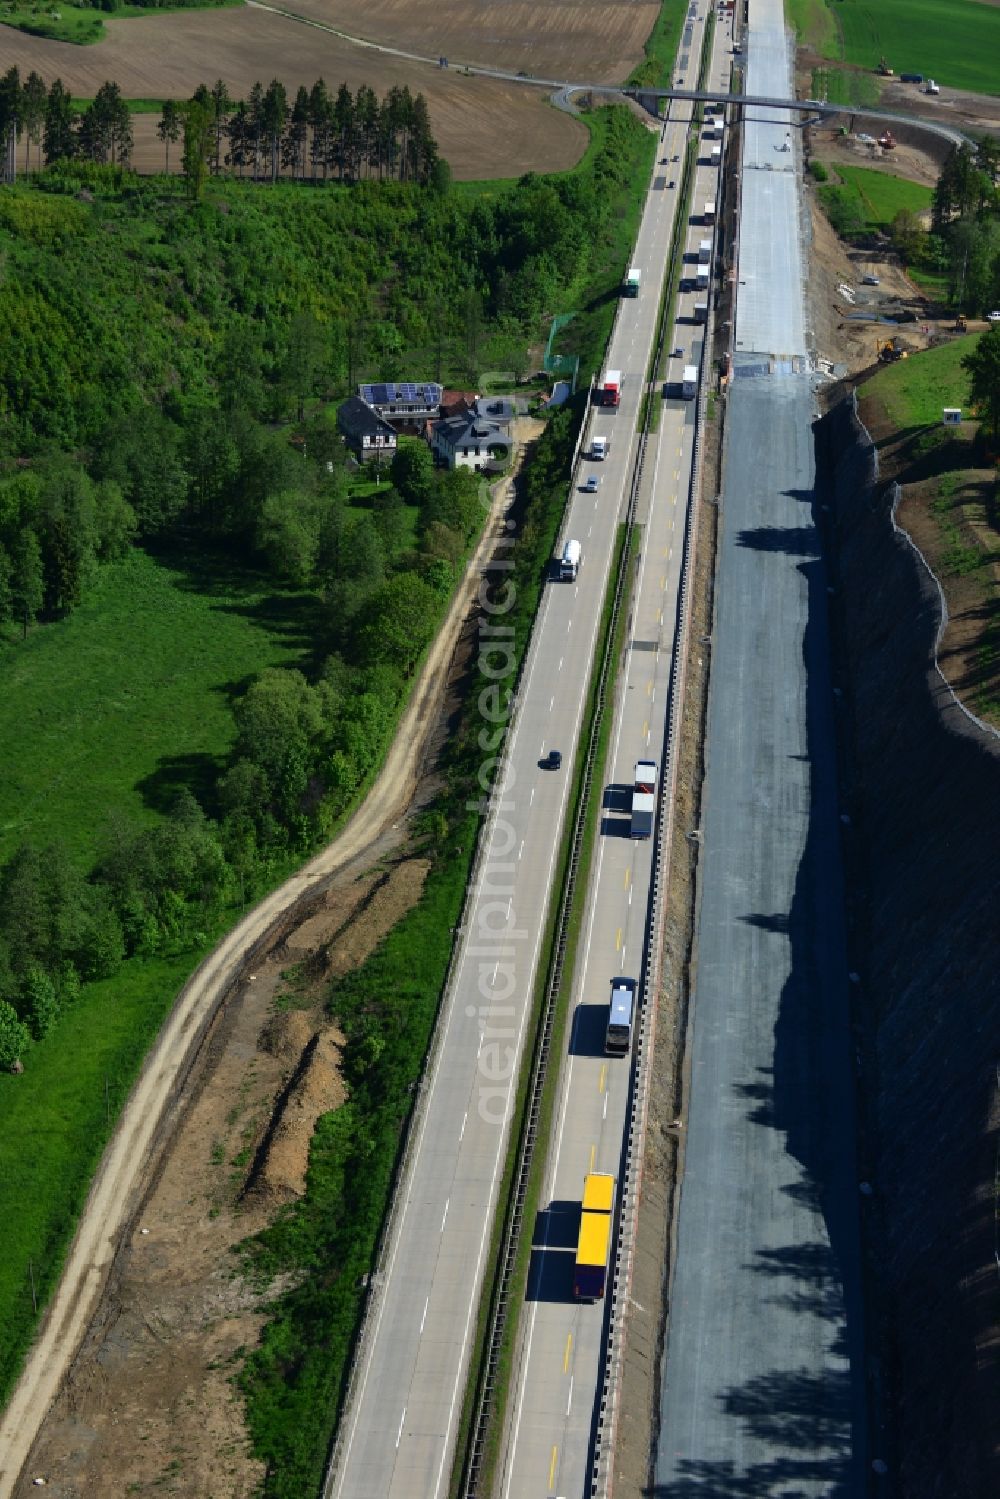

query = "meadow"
[
  {"left": 817, "top": 163, "right": 933, "bottom": 233},
  {"left": 866, "top": 331, "right": 977, "bottom": 429},
  {"left": 0, "top": 546, "right": 315, "bottom": 871},
  {"left": 0, "top": 0, "right": 236, "bottom": 47},
  {"left": 797, "top": 0, "right": 1000, "bottom": 98}
]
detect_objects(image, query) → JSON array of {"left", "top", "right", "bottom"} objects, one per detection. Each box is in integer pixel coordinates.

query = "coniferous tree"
[
  {"left": 0, "top": 66, "right": 21, "bottom": 183},
  {"left": 157, "top": 98, "right": 181, "bottom": 173},
  {"left": 43, "top": 79, "right": 76, "bottom": 165},
  {"left": 22, "top": 72, "right": 46, "bottom": 174},
  {"left": 210, "top": 79, "right": 232, "bottom": 174}
]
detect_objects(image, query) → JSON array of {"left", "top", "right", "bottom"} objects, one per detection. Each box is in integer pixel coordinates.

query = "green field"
[
  {"left": 866, "top": 332, "right": 978, "bottom": 428},
  {"left": 818, "top": 163, "right": 933, "bottom": 233},
  {"left": 810, "top": 65, "right": 879, "bottom": 108},
  {"left": 0, "top": 0, "right": 239, "bottom": 46},
  {"left": 0, "top": 925, "right": 240, "bottom": 1401},
  {"left": 0, "top": 546, "right": 313, "bottom": 870},
  {"left": 793, "top": 0, "right": 1000, "bottom": 98}
]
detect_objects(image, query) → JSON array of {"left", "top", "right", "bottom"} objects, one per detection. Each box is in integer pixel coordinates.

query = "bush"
[{"left": 809, "top": 160, "right": 829, "bottom": 183}]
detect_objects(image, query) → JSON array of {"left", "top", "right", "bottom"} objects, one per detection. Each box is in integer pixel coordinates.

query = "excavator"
[
  {"left": 878, "top": 337, "right": 908, "bottom": 363},
  {"left": 878, "top": 129, "right": 897, "bottom": 151},
  {"left": 876, "top": 57, "right": 894, "bottom": 77},
  {"left": 954, "top": 314, "right": 968, "bottom": 333}
]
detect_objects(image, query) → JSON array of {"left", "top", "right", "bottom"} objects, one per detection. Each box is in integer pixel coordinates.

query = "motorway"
[
  {"left": 326, "top": 25, "right": 709, "bottom": 1496},
  {"left": 327, "top": 3, "right": 743, "bottom": 1492},
  {"left": 653, "top": 0, "right": 867, "bottom": 1493},
  {"left": 495, "top": 11, "right": 739, "bottom": 1499}
]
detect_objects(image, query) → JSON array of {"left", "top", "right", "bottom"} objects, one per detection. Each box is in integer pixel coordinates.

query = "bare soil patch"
[
  {"left": 0, "top": 9, "right": 587, "bottom": 178},
  {"left": 13, "top": 852, "right": 430, "bottom": 1497},
  {"left": 286, "top": 0, "right": 659, "bottom": 84}
]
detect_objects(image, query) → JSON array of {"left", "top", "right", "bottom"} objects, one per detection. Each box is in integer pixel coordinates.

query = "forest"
[
  {"left": 0, "top": 104, "right": 650, "bottom": 1066},
  {"left": 0, "top": 67, "right": 443, "bottom": 186}
]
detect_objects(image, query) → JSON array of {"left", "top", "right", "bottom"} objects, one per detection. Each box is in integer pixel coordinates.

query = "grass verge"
[
  {"left": 628, "top": 0, "right": 687, "bottom": 90},
  {"left": 452, "top": 521, "right": 638, "bottom": 1498}
]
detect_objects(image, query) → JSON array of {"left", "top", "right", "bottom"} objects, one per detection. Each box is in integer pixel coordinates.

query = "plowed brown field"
[
  {"left": 0, "top": 7, "right": 589, "bottom": 177},
  {"left": 283, "top": 0, "right": 659, "bottom": 83}
]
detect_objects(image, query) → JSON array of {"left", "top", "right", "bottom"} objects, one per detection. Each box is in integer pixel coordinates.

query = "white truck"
[
  {"left": 591, "top": 435, "right": 608, "bottom": 460},
  {"left": 631, "top": 759, "right": 658, "bottom": 839},
  {"left": 695, "top": 266, "right": 709, "bottom": 290},
  {"left": 711, "top": 144, "right": 722, "bottom": 166},
  {"left": 704, "top": 201, "right": 716, "bottom": 224},
  {"left": 694, "top": 301, "right": 708, "bottom": 324},
  {"left": 559, "top": 539, "right": 581, "bottom": 581},
  {"left": 682, "top": 365, "right": 698, "bottom": 400},
  {"left": 925, "top": 79, "right": 940, "bottom": 94},
  {"left": 698, "top": 238, "right": 712, "bottom": 264},
  {"left": 624, "top": 266, "right": 641, "bottom": 297},
  {"left": 705, "top": 115, "right": 724, "bottom": 139}
]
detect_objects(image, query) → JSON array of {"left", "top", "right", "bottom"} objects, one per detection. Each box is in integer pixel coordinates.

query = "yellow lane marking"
[
  {"left": 599, "top": 1064, "right": 607, "bottom": 1095},
  {"left": 549, "top": 1446, "right": 558, "bottom": 1492},
  {"left": 616, "top": 928, "right": 623, "bottom": 951},
  {"left": 647, "top": 680, "right": 653, "bottom": 697},
  {"left": 643, "top": 720, "right": 649, "bottom": 738},
  {"left": 589, "top": 1143, "right": 596, "bottom": 1173},
  {"left": 624, "top": 868, "right": 631, "bottom": 889},
  {"left": 564, "top": 1333, "right": 573, "bottom": 1372}
]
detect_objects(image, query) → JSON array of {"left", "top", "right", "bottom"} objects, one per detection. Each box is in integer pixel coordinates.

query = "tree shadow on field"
[
  {"left": 145, "top": 538, "right": 322, "bottom": 667},
  {"left": 137, "top": 750, "right": 224, "bottom": 818}
]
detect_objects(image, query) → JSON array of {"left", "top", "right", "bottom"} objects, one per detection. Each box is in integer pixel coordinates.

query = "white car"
[{"left": 988, "top": 311, "right": 1000, "bottom": 324}]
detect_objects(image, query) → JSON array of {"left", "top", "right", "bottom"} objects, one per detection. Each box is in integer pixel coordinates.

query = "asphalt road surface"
[
  {"left": 496, "top": 12, "right": 742, "bottom": 1497},
  {"left": 653, "top": 0, "right": 867, "bottom": 1493}
]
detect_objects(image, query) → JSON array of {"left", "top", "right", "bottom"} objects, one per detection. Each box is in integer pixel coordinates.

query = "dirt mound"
[
  {"left": 325, "top": 858, "right": 431, "bottom": 979},
  {"left": 281, "top": 874, "right": 380, "bottom": 960},
  {"left": 248, "top": 1028, "right": 347, "bottom": 1205},
  {"left": 258, "top": 1007, "right": 315, "bottom": 1061}
]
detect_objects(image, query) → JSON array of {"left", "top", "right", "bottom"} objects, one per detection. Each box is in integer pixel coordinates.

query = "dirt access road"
[{"left": 0, "top": 431, "right": 541, "bottom": 1497}]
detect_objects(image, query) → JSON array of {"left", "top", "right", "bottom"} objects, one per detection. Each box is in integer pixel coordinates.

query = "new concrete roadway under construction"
[{"left": 654, "top": 0, "right": 867, "bottom": 1492}]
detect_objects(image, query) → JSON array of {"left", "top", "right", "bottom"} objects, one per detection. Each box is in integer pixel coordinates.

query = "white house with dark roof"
[{"left": 431, "top": 406, "right": 513, "bottom": 472}]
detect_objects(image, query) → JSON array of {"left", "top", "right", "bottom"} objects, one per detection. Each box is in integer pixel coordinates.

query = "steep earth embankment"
[{"left": 819, "top": 396, "right": 1000, "bottom": 1497}]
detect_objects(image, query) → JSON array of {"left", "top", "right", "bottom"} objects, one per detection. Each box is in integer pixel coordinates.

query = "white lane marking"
[
  {"left": 396, "top": 1408, "right": 406, "bottom": 1449},
  {"left": 566, "top": 1377, "right": 574, "bottom": 1416},
  {"left": 420, "top": 1297, "right": 429, "bottom": 1334},
  {"left": 460, "top": 1111, "right": 468, "bottom": 1141},
  {"left": 519, "top": 840, "right": 525, "bottom": 859},
  {"left": 441, "top": 1199, "right": 450, "bottom": 1232},
  {"left": 550, "top": 696, "right": 555, "bottom": 711}
]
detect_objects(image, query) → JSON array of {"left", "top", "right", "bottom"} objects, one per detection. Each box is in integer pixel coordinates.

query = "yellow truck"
[{"left": 573, "top": 1172, "right": 616, "bottom": 1300}]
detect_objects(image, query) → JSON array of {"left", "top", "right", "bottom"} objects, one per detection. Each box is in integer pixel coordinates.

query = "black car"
[{"left": 543, "top": 750, "right": 562, "bottom": 770}]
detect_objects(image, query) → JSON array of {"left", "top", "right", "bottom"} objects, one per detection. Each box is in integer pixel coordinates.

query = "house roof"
[
  {"left": 432, "top": 412, "right": 512, "bottom": 449},
  {"left": 360, "top": 381, "right": 443, "bottom": 409},
  {"left": 337, "top": 396, "right": 397, "bottom": 443},
  {"left": 475, "top": 395, "right": 515, "bottom": 425},
  {"left": 440, "top": 389, "right": 478, "bottom": 418}
]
